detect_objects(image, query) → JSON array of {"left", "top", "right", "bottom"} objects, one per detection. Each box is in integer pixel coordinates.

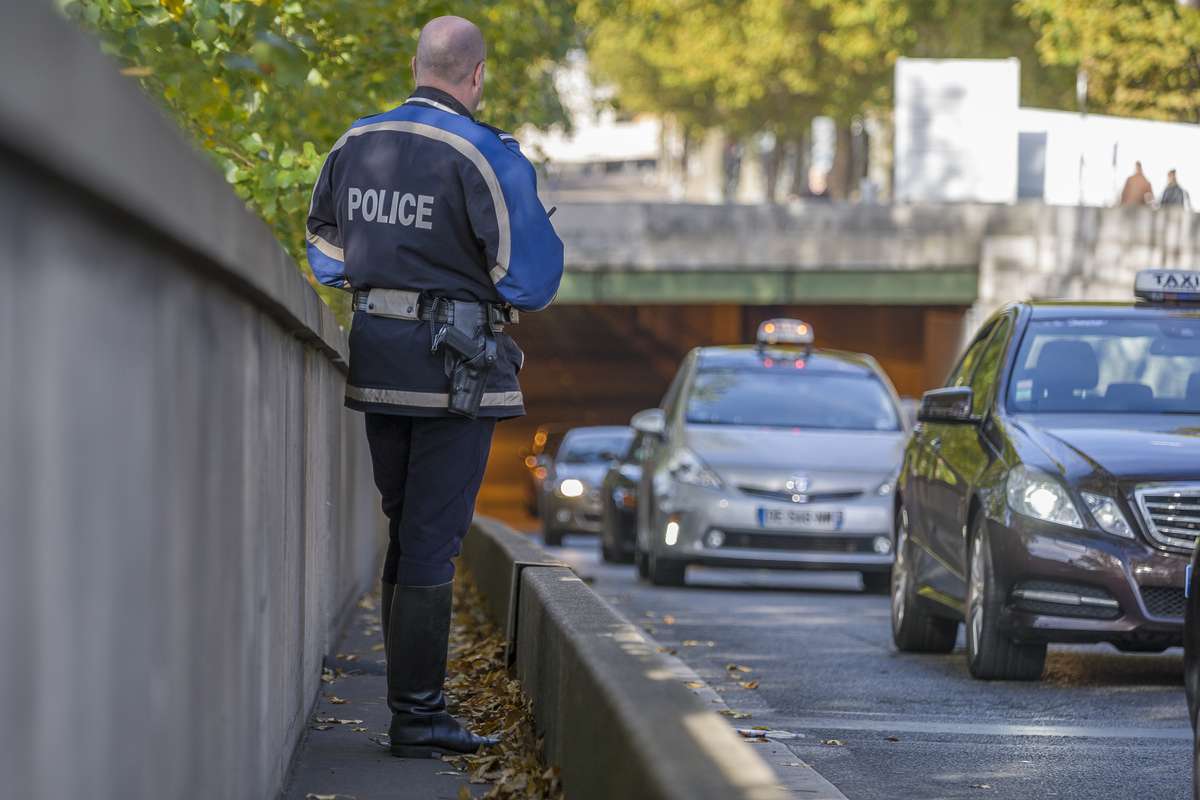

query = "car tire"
[
  {"left": 891, "top": 506, "right": 958, "bottom": 653},
  {"left": 600, "top": 535, "right": 619, "bottom": 563},
  {"left": 966, "top": 516, "right": 1046, "bottom": 681},
  {"left": 635, "top": 546, "right": 650, "bottom": 579},
  {"left": 862, "top": 571, "right": 891, "bottom": 594},
  {"left": 648, "top": 552, "right": 686, "bottom": 587},
  {"left": 543, "top": 527, "right": 564, "bottom": 548}
]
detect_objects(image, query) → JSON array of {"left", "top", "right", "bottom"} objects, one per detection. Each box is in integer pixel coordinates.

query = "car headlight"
[
  {"left": 1006, "top": 465, "right": 1082, "bottom": 528},
  {"left": 667, "top": 448, "right": 723, "bottom": 489},
  {"left": 875, "top": 468, "right": 901, "bottom": 497},
  {"left": 1080, "top": 492, "right": 1135, "bottom": 539},
  {"left": 558, "top": 478, "right": 585, "bottom": 498}
]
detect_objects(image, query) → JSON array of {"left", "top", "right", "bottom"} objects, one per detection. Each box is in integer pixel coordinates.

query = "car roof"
[
  {"left": 562, "top": 425, "right": 632, "bottom": 439},
  {"left": 695, "top": 345, "right": 881, "bottom": 375},
  {"left": 1022, "top": 301, "right": 1200, "bottom": 320}
]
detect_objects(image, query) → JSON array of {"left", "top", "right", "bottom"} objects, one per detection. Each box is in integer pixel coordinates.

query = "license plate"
[{"left": 757, "top": 507, "right": 844, "bottom": 532}]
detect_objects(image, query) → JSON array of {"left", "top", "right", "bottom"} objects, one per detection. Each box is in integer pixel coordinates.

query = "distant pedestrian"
[
  {"left": 1119, "top": 161, "right": 1154, "bottom": 206},
  {"left": 1160, "top": 169, "right": 1191, "bottom": 210}
]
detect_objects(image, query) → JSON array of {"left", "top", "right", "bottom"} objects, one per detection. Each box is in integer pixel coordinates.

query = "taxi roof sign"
[
  {"left": 756, "top": 318, "right": 814, "bottom": 347},
  {"left": 1134, "top": 269, "right": 1200, "bottom": 304}
]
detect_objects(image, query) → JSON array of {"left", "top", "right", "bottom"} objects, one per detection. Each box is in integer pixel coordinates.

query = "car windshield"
[
  {"left": 1008, "top": 316, "right": 1200, "bottom": 414},
  {"left": 686, "top": 369, "right": 901, "bottom": 431},
  {"left": 557, "top": 432, "right": 632, "bottom": 464}
]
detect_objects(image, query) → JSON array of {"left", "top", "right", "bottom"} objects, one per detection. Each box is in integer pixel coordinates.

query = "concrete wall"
[{"left": 0, "top": 5, "right": 381, "bottom": 799}]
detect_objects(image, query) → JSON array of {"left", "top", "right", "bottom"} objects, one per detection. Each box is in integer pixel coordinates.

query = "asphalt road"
[{"left": 553, "top": 534, "right": 1192, "bottom": 800}]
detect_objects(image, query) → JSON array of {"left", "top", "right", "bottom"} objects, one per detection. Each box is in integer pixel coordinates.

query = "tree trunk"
[{"left": 827, "top": 121, "right": 854, "bottom": 201}]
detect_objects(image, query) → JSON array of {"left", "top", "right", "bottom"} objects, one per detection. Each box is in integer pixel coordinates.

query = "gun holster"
[{"left": 428, "top": 298, "right": 498, "bottom": 419}]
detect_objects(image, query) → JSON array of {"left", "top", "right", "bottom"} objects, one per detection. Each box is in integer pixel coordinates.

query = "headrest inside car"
[
  {"left": 1035, "top": 340, "right": 1099, "bottom": 392},
  {"left": 1103, "top": 382, "right": 1153, "bottom": 409}
]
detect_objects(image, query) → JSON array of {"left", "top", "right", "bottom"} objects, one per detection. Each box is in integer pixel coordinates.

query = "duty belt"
[{"left": 352, "top": 288, "right": 518, "bottom": 330}]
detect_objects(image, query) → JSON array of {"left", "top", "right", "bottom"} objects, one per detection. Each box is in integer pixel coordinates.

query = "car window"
[
  {"left": 624, "top": 432, "right": 653, "bottom": 465},
  {"left": 1008, "top": 316, "right": 1200, "bottom": 413},
  {"left": 946, "top": 321, "right": 997, "bottom": 388},
  {"left": 558, "top": 432, "right": 633, "bottom": 464},
  {"left": 660, "top": 353, "right": 693, "bottom": 422},
  {"left": 686, "top": 369, "right": 901, "bottom": 431},
  {"left": 968, "top": 317, "right": 1013, "bottom": 416}
]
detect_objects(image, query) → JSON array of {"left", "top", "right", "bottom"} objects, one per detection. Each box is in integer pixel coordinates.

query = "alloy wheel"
[
  {"left": 968, "top": 534, "right": 986, "bottom": 661},
  {"left": 891, "top": 509, "right": 910, "bottom": 632}
]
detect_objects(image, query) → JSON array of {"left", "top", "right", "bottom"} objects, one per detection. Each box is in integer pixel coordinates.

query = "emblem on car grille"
[{"left": 785, "top": 474, "right": 811, "bottom": 502}]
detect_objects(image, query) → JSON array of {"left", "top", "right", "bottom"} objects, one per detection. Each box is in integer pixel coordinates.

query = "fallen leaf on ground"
[
  {"left": 325, "top": 695, "right": 347, "bottom": 705},
  {"left": 739, "top": 680, "right": 760, "bottom": 690},
  {"left": 736, "top": 728, "right": 766, "bottom": 738},
  {"left": 371, "top": 643, "right": 385, "bottom": 652},
  {"left": 719, "top": 709, "right": 752, "bottom": 719},
  {"left": 685, "top": 681, "right": 705, "bottom": 689},
  {"left": 681, "top": 640, "right": 715, "bottom": 647},
  {"left": 312, "top": 724, "right": 332, "bottom": 731},
  {"left": 657, "top": 647, "right": 677, "bottom": 655},
  {"left": 725, "top": 663, "right": 752, "bottom": 673},
  {"left": 821, "top": 739, "right": 845, "bottom": 747},
  {"left": 662, "top": 615, "right": 676, "bottom": 624},
  {"left": 352, "top": 727, "right": 367, "bottom": 732}
]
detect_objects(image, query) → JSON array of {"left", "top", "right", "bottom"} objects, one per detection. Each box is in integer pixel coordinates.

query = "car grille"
[
  {"left": 712, "top": 530, "right": 875, "bottom": 553},
  {"left": 1134, "top": 483, "right": 1200, "bottom": 552},
  {"left": 1140, "top": 585, "right": 1187, "bottom": 619},
  {"left": 738, "top": 486, "right": 863, "bottom": 504}
]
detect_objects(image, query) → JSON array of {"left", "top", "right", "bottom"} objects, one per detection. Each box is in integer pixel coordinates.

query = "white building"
[{"left": 894, "top": 57, "right": 1200, "bottom": 207}]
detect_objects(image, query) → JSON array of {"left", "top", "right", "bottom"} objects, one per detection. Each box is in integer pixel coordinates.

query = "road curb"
[{"left": 462, "top": 516, "right": 791, "bottom": 800}]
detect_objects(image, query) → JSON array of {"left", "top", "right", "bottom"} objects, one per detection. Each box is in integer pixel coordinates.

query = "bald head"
[{"left": 413, "top": 16, "right": 487, "bottom": 111}]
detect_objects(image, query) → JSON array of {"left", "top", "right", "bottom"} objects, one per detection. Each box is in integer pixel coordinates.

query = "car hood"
[
  {"left": 1016, "top": 414, "right": 1200, "bottom": 483},
  {"left": 551, "top": 462, "right": 610, "bottom": 486},
  {"left": 683, "top": 424, "right": 907, "bottom": 491}
]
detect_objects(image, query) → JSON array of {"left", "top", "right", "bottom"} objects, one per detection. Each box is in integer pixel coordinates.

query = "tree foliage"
[
  {"left": 1017, "top": 0, "right": 1200, "bottom": 123},
  {"left": 64, "top": 0, "right": 577, "bottom": 310},
  {"left": 578, "top": 0, "right": 909, "bottom": 140}
]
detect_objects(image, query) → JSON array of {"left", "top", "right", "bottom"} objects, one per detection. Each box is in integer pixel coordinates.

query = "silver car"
[
  {"left": 540, "top": 425, "right": 633, "bottom": 547},
  {"left": 633, "top": 319, "right": 908, "bottom": 589}
]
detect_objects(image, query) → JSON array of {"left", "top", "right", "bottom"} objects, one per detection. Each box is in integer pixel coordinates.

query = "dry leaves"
[
  {"left": 739, "top": 680, "right": 760, "bottom": 690},
  {"left": 324, "top": 695, "right": 348, "bottom": 705},
  {"left": 821, "top": 739, "right": 845, "bottom": 747},
  {"left": 442, "top": 574, "right": 563, "bottom": 800},
  {"left": 719, "top": 709, "right": 752, "bottom": 720}
]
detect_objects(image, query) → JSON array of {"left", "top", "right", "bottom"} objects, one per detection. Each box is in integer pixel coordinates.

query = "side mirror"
[
  {"left": 918, "top": 387, "right": 977, "bottom": 424},
  {"left": 630, "top": 408, "right": 666, "bottom": 439}
]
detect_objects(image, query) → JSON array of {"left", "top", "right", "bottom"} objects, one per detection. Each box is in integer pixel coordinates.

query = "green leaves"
[
  {"left": 1016, "top": 0, "right": 1200, "bottom": 123},
  {"left": 66, "top": 0, "right": 577, "bottom": 319}
]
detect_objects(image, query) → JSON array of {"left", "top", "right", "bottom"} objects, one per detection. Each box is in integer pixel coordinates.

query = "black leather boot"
[
  {"left": 381, "top": 581, "right": 395, "bottom": 650},
  {"left": 386, "top": 581, "right": 500, "bottom": 758}
]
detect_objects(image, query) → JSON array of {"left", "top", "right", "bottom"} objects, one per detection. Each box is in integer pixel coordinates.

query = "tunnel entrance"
[{"left": 478, "top": 303, "right": 967, "bottom": 524}]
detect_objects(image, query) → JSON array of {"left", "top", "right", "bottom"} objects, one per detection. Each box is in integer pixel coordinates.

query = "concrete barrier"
[
  {"left": 0, "top": 5, "right": 381, "bottom": 799},
  {"left": 462, "top": 518, "right": 789, "bottom": 800}
]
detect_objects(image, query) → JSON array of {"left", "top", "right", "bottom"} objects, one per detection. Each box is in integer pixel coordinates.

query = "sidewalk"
[{"left": 283, "top": 594, "right": 485, "bottom": 800}]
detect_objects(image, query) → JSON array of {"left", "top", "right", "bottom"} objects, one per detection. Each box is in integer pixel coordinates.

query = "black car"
[
  {"left": 1186, "top": 548, "right": 1200, "bottom": 799},
  {"left": 598, "top": 430, "right": 654, "bottom": 563},
  {"left": 540, "top": 426, "right": 633, "bottom": 547},
  {"left": 894, "top": 269, "right": 1200, "bottom": 680}
]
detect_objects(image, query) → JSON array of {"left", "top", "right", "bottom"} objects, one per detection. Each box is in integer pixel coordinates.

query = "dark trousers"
[{"left": 364, "top": 413, "right": 496, "bottom": 586}]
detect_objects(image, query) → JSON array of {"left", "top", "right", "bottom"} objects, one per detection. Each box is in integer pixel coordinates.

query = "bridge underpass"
[{"left": 477, "top": 302, "right": 968, "bottom": 523}]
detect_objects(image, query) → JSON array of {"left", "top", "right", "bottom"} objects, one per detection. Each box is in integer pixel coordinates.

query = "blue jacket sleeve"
[
  {"left": 465, "top": 134, "right": 563, "bottom": 311},
  {"left": 305, "top": 148, "right": 349, "bottom": 289}
]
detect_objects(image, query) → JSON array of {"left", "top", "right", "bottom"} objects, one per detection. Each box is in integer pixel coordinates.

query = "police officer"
[{"left": 305, "top": 15, "right": 563, "bottom": 758}]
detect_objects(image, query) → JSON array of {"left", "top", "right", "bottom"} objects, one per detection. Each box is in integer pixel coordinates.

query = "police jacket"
[{"left": 305, "top": 86, "right": 564, "bottom": 418}]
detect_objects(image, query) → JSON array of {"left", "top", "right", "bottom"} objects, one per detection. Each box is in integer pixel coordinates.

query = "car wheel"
[
  {"left": 862, "top": 571, "right": 891, "bottom": 594},
  {"left": 1193, "top": 705, "right": 1200, "bottom": 800},
  {"left": 648, "top": 551, "right": 686, "bottom": 587},
  {"left": 635, "top": 546, "right": 650, "bottom": 579},
  {"left": 543, "top": 526, "right": 564, "bottom": 548},
  {"left": 965, "top": 516, "right": 1046, "bottom": 681},
  {"left": 600, "top": 535, "right": 619, "bottom": 563},
  {"left": 891, "top": 506, "right": 957, "bottom": 653}
]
